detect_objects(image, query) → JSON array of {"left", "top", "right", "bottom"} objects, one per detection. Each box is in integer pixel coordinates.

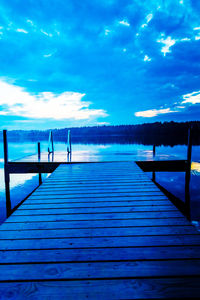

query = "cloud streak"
[
  {"left": 182, "top": 91, "right": 200, "bottom": 104},
  {"left": 0, "top": 80, "right": 107, "bottom": 121},
  {"left": 135, "top": 108, "right": 176, "bottom": 118}
]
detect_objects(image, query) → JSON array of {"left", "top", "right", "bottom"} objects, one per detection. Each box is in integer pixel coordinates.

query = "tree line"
[{"left": 1, "top": 121, "right": 200, "bottom": 146}]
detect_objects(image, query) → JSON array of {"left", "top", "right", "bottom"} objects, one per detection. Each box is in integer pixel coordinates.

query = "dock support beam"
[
  {"left": 152, "top": 145, "right": 156, "bottom": 181},
  {"left": 3, "top": 130, "right": 11, "bottom": 217},
  {"left": 185, "top": 126, "right": 192, "bottom": 220},
  {"left": 38, "top": 142, "right": 42, "bottom": 185}
]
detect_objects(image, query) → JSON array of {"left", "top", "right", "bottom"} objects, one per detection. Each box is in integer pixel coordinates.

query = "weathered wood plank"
[
  {"left": 1, "top": 235, "right": 200, "bottom": 250},
  {"left": 13, "top": 206, "right": 178, "bottom": 216},
  {"left": 28, "top": 193, "right": 167, "bottom": 200},
  {"left": 20, "top": 200, "right": 174, "bottom": 209},
  {"left": 1, "top": 260, "right": 200, "bottom": 281},
  {"left": 0, "top": 278, "right": 199, "bottom": 299},
  {"left": 1, "top": 245, "right": 200, "bottom": 264},
  {"left": 41, "top": 181, "right": 156, "bottom": 187},
  {"left": 0, "top": 218, "right": 190, "bottom": 230},
  {"left": 27, "top": 195, "right": 168, "bottom": 202},
  {"left": 32, "top": 189, "right": 162, "bottom": 196},
  {"left": 46, "top": 179, "right": 151, "bottom": 184},
  {"left": 0, "top": 225, "right": 197, "bottom": 240},
  {"left": 38, "top": 186, "right": 160, "bottom": 192},
  {"left": 7, "top": 211, "right": 184, "bottom": 222}
]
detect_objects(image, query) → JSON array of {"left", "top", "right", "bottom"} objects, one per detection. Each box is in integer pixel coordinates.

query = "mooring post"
[
  {"left": 185, "top": 126, "right": 192, "bottom": 220},
  {"left": 3, "top": 130, "right": 11, "bottom": 217},
  {"left": 152, "top": 145, "right": 156, "bottom": 181},
  {"left": 38, "top": 142, "right": 42, "bottom": 185}
]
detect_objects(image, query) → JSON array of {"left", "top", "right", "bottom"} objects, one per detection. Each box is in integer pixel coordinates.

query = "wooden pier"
[{"left": 0, "top": 161, "right": 200, "bottom": 299}]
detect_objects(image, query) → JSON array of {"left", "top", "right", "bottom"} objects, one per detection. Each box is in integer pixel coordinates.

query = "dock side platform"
[{"left": 0, "top": 161, "right": 200, "bottom": 299}]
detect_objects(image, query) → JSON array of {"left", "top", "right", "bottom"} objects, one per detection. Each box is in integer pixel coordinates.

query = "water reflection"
[
  {"left": 191, "top": 162, "right": 200, "bottom": 175},
  {"left": 0, "top": 141, "right": 200, "bottom": 224}
]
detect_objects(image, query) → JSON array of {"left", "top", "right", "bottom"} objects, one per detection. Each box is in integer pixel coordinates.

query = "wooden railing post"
[
  {"left": 152, "top": 145, "right": 156, "bottom": 181},
  {"left": 38, "top": 142, "right": 42, "bottom": 185},
  {"left": 3, "top": 130, "right": 11, "bottom": 217},
  {"left": 185, "top": 126, "right": 192, "bottom": 220}
]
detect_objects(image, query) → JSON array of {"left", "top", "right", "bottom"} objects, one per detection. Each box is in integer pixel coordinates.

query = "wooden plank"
[
  {"left": 25, "top": 196, "right": 168, "bottom": 204},
  {"left": 0, "top": 226, "right": 197, "bottom": 240},
  {"left": 20, "top": 200, "right": 174, "bottom": 209},
  {"left": 13, "top": 206, "right": 178, "bottom": 216},
  {"left": 41, "top": 181, "right": 156, "bottom": 186},
  {"left": 7, "top": 211, "right": 184, "bottom": 222},
  {"left": 0, "top": 218, "right": 190, "bottom": 230},
  {"left": 39, "top": 185, "right": 159, "bottom": 191},
  {"left": 27, "top": 195, "right": 168, "bottom": 201},
  {"left": 0, "top": 278, "right": 199, "bottom": 299},
  {"left": 34, "top": 187, "right": 161, "bottom": 194},
  {"left": 46, "top": 179, "right": 151, "bottom": 183},
  {"left": 1, "top": 260, "right": 200, "bottom": 281},
  {"left": 29, "top": 192, "right": 166, "bottom": 200},
  {"left": 1, "top": 235, "right": 200, "bottom": 250},
  {"left": 1, "top": 245, "right": 200, "bottom": 264}
]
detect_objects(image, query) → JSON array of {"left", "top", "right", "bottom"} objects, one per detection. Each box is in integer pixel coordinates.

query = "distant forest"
[{"left": 2, "top": 121, "right": 200, "bottom": 146}]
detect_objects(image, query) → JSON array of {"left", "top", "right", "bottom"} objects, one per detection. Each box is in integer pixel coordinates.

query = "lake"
[{"left": 0, "top": 139, "right": 200, "bottom": 226}]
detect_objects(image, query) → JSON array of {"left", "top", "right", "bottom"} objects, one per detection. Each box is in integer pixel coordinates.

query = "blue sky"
[{"left": 0, "top": 0, "right": 200, "bottom": 129}]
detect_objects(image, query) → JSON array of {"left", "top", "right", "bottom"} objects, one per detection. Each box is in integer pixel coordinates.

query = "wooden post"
[
  {"left": 67, "top": 130, "right": 72, "bottom": 154},
  {"left": 3, "top": 130, "right": 11, "bottom": 217},
  {"left": 152, "top": 145, "right": 156, "bottom": 181},
  {"left": 38, "top": 142, "right": 42, "bottom": 185},
  {"left": 185, "top": 126, "right": 192, "bottom": 220}
]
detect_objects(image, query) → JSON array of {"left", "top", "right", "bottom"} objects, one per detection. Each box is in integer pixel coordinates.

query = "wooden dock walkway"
[{"left": 0, "top": 161, "right": 200, "bottom": 299}]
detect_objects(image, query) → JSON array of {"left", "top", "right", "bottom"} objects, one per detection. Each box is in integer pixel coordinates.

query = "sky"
[{"left": 0, "top": 0, "right": 200, "bottom": 130}]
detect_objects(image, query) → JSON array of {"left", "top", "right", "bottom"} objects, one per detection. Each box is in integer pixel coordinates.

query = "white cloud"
[
  {"left": 96, "top": 122, "right": 110, "bottom": 125},
  {"left": 193, "top": 27, "right": 200, "bottom": 30},
  {"left": 119, "top": 20, "right": 130, "bottom": 27},
  {"left": 157, "top": 36, "right": 176, "bottom": 56},
  {"left": 104, "top": 29, "right": 111, "bottom": 36},
  {"left": 144, "top": 55, "right": 151, "bottom": 62},
  {"left": 182, "top": 90, "right": 200, "bottom": 104},
  {"left": 140, "top": 14, "right": 153, "bottom": 29},
  {"left": 0, "top": 79, "right": 108, "bottom": 120},
  {"left": 146, "top": 14, "right": 153, "bottom": 23},
  {"left": 180, "top": 37, "right": 191, "bottom": 41},
  {"left": 135, "top": 108, "right": 175, "bottom": 118},
  {"left": 41, "top": 29, "right": 53, "bottom": 37},
  {"left": 16, "top": 28, "right": 28, "bottom": 34},
  {"left": 43, "top": 53, "right": 53, "bottom": 58},
  {"left": 27, "top": 19, "right": 34, "bottom": 26}
]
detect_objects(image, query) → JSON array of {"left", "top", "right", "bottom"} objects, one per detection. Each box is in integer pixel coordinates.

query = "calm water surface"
[{"left": 0, "top": 140, "right": 200, "bottom": 224}]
